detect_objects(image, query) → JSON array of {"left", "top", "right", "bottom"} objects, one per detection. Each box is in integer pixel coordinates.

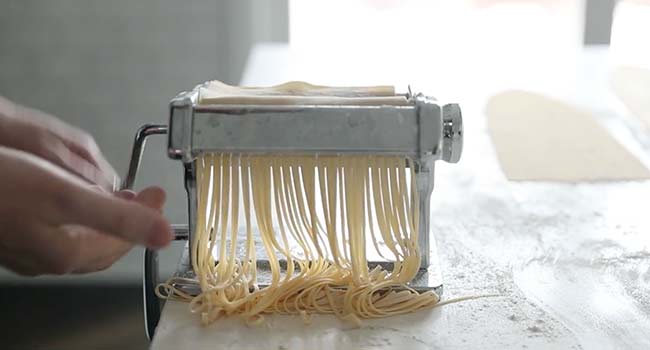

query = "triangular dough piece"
[
  {"left": 610, "top": 66, "right": 650, "bottom": 130},
  {"left": 486, "top": 90, "right": 650, "bottom": 181}
]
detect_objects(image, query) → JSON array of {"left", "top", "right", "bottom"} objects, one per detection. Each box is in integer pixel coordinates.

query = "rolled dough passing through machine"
[{"left": 121, "top": 82, "right": 464, "bottom": 339}]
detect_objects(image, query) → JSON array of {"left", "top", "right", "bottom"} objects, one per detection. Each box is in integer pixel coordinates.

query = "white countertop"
[{"left": 151, "top": 42, "right": 650, "bottom": 349}]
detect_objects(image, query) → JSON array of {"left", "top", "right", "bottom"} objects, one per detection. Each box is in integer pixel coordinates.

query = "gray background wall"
[{"left": 0, "top": 0, "right": 288, "bottom": 284}]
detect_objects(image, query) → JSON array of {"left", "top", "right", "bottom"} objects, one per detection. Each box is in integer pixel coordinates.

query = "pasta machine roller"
[{"left": 122, "top": 82, "right": 464, "bottom": 338}]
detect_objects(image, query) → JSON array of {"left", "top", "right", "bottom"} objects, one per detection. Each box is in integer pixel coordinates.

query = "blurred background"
[{"left": 1, "top": 0, "right": 648, "bottom": 348}]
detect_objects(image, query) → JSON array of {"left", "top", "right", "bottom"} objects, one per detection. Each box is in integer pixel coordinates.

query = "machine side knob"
[{"left": 442, "top": 103, "right": 463, "bottom": 163}]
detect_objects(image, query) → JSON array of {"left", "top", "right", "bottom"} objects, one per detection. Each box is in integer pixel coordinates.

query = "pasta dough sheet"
[
  {"left": 486, "top": 90, "right": 650, "bottom": 182},
  {"left": 198, "top": 80, "right": 410, "bottom": 105},
  {"left": 610, "top": 66, "right": 650, "bottom": 130}
]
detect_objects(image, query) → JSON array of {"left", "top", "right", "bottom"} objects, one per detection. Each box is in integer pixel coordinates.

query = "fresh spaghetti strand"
[{"left": 158, "top": 153, "right": 443, "bottom": 325}]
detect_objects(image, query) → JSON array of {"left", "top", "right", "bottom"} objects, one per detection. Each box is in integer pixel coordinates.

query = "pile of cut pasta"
[{"left": 157, "top": 153, "right": 442, "bottom": 326}]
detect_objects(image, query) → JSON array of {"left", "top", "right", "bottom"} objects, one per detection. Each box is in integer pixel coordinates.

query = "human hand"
[
  {"left": 0, "top": 96, "right": 119, "bottom": 191},
  {"left": 0, "top": 146, "right": 173, "bottom": 276}
]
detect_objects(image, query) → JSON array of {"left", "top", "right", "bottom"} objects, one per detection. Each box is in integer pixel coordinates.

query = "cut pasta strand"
[{"left": 157, "top": 154, "right": 441, "bottom": 325}]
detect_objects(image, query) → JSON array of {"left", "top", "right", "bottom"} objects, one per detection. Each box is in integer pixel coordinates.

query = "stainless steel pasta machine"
[{"left": 122, "top": 82, "right": 463, "bottom": 339}]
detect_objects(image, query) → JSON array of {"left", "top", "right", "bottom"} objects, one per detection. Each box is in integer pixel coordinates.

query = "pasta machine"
[{"left": 121, "top": 82, "right": 464, "bottom": 339}]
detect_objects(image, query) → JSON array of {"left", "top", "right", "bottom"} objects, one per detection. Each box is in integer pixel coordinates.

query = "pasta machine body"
[{"left": 122, "top": 83, "right": 463, "bottom": 338}]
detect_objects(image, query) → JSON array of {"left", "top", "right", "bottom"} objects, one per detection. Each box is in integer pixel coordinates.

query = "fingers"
[
  {"left": 0, "top": 147, "right": 172, "bottom": 276},
  {"left": 68, "top": 188, "right": 166, "bottom": 273},
  {"left": 63, "top": 225, "right": 134, "bottom": 274},
  {"left": 31, "top": 189, "right": 165, "bottom": 275},
  {"left": 35, "top": 110, "right": 121, "bottom": 191},
  {"left": 0, "top": 250, "right": 43, "bottom": 276},
  {"left": 51, "top": 183, "right": 173, "bottom": 249},
  {"left": 46, "top": 138, "right": 116, "bottom": 190},
  {"left": 62, "top": 135, "right": 120, "bottom": 191},
  {"left": 114, "top": 189, "right": 136, "bottom": 200},
  {"left": 0, "top": 114, "right": 114, "bottom": 189},
  {"left": 134, "top": 187, "right": 166, "bottom": 212},
  {"left": 0, "top": 102, "right": 119, "bottom": 191},
  {"left": 8, "top": 224, "right": 130, "bottom": 275}
]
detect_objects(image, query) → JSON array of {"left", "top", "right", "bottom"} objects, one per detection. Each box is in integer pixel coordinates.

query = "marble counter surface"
[{"left": 151, "top": 43, "right": 650, "bottom": 349}]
